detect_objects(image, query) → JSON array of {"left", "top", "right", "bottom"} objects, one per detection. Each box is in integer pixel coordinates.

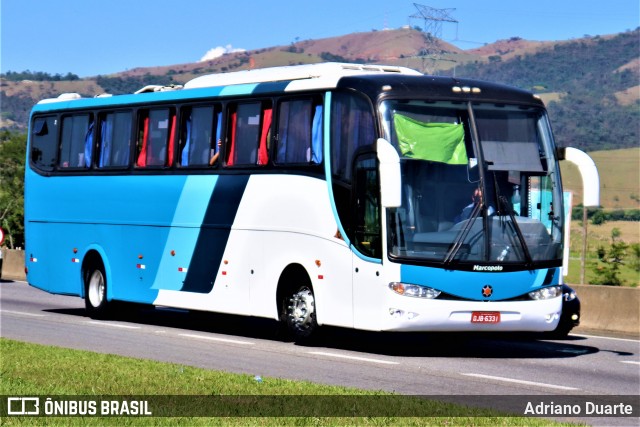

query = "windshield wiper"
[
  {"left": 444, "top": 200, "right": 483, "bottom": 265},
  {"left": 498, "top": 195, "right": 533, "bottom": 265}
]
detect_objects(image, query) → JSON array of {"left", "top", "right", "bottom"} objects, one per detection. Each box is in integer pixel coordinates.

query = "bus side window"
[
  {"left": 98, "top": 111, "right": 133, "bottom": 168},
  {"left": 353, "top": 154, "right": 381, "bottom": 258},
  {"left": 226, "top": 102, "right": 271, "bottom": 166},
  {"left": 30, "top": 116, "right": 58, "bottom": 172},
  {"left": 331, "top": 92, "right": 375, "bottom": 183},
  {"left": 330, "top": 92, "right": 376, "bottom": 241},
  {"left": 180, "top": 105, "right": 220, "bottom": 167},
  {"left": 29, "top": 116, "right": 58, "bottom": 171},
  {"left": 276, "top": 98, "right": 323, "bottom": 165},
  {"left": 136, "top": 109, "right": 176, "bottom": 168},
  {"left": 59, "top": 114, "right": 93, "bottom": 168}
]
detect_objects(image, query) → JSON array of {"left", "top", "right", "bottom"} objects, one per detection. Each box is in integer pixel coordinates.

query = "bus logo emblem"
[{"left": 482, "top": 285, "right": 493, "bottom": 298}]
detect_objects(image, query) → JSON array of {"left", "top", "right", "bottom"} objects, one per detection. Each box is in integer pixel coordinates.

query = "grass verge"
[{"left": 0, "top": 338, "right": 574, "bottom": 426}]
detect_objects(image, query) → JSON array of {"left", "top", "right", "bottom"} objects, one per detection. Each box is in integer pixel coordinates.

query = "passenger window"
[
  {"left": 30, "top": 116, "right": 58, "bottom": 172},
  {"left": 276, "top": 98, "right": 323, "bottom": 164},
  {"left": 180, "top": 105, "right": 221, "bottom": 167},
  {"left": 226, "top": 102, "right": 272, "bottom": 166},
  {"left": 136, "top": 108, "right": 176, "bottom": 167},
  {"left": 59, "top": 114, "right": 93, "bottom": 168},
  {"left": 98, "top": 111, "right": 133, "bottom": 168}
]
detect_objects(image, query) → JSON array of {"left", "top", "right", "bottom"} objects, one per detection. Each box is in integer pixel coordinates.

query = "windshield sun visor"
[{"left": 481, "top": 140, "right": 544, "bottom": 173}]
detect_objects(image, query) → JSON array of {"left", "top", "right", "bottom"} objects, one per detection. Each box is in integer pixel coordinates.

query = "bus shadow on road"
[
  {"left": 305, "top": 328, "right": 604, "bottom": 359},
  {"left": 46, "top": 304, "right": 603, "bottom": 359}
]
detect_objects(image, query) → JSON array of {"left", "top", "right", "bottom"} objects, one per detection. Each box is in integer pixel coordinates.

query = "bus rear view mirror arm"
[
  {"left": 377, "top": 138, "right": 402, "bottom": 208},
  {"left": 558, "top": 146, "right": 600, "bottom": 207}
]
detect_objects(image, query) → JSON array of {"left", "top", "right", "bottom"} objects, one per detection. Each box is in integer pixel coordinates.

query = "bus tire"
[
  {"left": 84, "top": 259, "right": 110, "bottom": 319},
  {"left": 284, "top": 285, "right": 318, "bottom": 341}
]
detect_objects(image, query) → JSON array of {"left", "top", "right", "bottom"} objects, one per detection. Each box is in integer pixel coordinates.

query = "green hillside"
[{"left": 452, "top": 30, "right": 640, "bottom": 152}]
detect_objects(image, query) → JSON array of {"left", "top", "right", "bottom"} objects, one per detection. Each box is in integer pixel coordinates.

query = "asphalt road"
[{"left": 2, "top": 279, "right": 638, "bottom": 425}]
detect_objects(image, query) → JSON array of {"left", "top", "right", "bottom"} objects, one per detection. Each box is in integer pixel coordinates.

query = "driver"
[{"left": 454, "top": 187, "right": 494, "bottom": 222}]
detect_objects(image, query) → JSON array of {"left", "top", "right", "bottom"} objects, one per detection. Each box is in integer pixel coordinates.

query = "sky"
[{"left": 1, "top": 0, "right": 639, "bottom": 77}]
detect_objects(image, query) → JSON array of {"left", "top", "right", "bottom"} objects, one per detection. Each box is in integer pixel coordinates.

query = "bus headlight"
[
  {"left": 528, "top": 285, "right": 563, "bottom": 300},
  {"left": 389, "top": 282, "right": 441, "bottom": 299}
]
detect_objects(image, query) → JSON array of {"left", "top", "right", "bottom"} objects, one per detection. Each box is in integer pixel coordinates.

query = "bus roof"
[
  {"left": 335, "top": 73, "right": 545, "bottom": 106},
  {"left": 183, "top": 62, "right": 422, "bottom": 89}
]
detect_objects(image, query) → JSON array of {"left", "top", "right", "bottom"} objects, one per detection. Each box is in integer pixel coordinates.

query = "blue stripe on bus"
[
  {"left": 253, "top": 81, "right": 291, "bottom": 94},
  {"left": 30, "top": 81, "right": 293, "bottom": 113},
  {"left": 181, "top": 174, "right": 250, "bottom": 293},
  {"left": 400, "top": 264, "right": 552, "bottom": 300},
  {"left": 31, "top": 87, "right": 224, "bottom": 112}
]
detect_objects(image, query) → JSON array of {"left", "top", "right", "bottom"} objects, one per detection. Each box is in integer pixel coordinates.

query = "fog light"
[
  {"left": 571, "top": 314, "right": 579, "bottom": 321},
  {"left": 389, "top": 308, "right": 404, "bottom": 318},
  {"left": 389, "top": 308, "right": 419, "bottom": 321},
  {"left": 545, "top": 313, "right": 560, "bottom": 322}
]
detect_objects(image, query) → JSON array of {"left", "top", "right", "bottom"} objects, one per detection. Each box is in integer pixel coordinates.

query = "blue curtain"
[
  {"left": 182, "top": 116, "right": 192, "bottom": 166},
  {"left": 84, "top": 121, "right": 94, "bottom": 167},
  {"left": 99, "top": 117, "right": 113, "bottom": 167},
  {"left": 311, "top": 105, "right": 323, "bottom": 164}
]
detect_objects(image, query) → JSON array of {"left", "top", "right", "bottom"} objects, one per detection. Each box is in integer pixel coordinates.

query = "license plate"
[{"left": 471, "top": 312, "right": 501, "bottom": 323}]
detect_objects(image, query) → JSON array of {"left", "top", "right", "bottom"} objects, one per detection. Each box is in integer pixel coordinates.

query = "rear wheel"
[
  {"left": 84, "top": 261, "right": 110, "bottom": 318},
  {"left": 284, "top": 285, "right": 318, "bottom": 341}
]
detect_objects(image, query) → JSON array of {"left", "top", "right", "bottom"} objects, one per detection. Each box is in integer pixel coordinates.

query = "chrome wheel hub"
[
  {"left": 288, "top": 287, "right": 315, "bottom": 329},
  {"left": 88, "top": 270, "right": 105, "bottom": 308}
]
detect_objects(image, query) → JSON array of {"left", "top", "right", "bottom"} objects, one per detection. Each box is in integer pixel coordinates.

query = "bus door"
[{"left": 351, "top": 154, "right": 386, "bottom": 329}]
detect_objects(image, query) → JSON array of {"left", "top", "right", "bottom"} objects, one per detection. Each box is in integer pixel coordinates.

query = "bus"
[{"left": 25, "top": 62, "right": 572, "bottom": 340}]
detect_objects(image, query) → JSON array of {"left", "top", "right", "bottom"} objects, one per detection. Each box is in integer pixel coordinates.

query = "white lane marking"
[
  {"left": 0, "top": 310, "right": 46, "bottom": 317},
  {"left": 621, "top": 361, "right": 640, "bottom": 365},
  {"left": 573, "top": 333, "right": 639, "bottom": 343},
  {"left": 463, "top": 373, "right": 579, "bottom": 391},
  {"left": 308, "top": 351, "right": 399, "bottom": 365},
  {"left": 179, "top": 333, "right": 254, "bottom": 346},
  {"left": 87, "top": 321, "right": 140, "bottom": 329}
]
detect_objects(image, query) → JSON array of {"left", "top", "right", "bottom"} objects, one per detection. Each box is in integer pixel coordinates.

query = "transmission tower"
[{"left": 410, "top": 3, "right": 458, "bottom": 74}]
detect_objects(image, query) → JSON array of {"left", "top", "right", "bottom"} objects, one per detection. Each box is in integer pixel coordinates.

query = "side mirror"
[
  {"left": 559, "top": 147, "right": 600, "bottom": 207},
  {"left": 376, "top": 138, "right": 402, "bottom": 208}
]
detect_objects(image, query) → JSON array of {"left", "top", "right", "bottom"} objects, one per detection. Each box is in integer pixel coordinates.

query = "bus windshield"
[{"left": 381, "top": 100, "right": 564, "bottom": 268}]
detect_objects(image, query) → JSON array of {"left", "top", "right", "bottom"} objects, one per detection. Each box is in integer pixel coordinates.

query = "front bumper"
[{"left": 380, "top": 295, "right": 563, "bottom": 332}]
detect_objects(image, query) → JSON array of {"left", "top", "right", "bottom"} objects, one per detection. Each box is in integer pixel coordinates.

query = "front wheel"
[
  {"left": 285, "top": 285, "right": 318, "bottom": 341},
  {"left": 84, "top": 262, "right": 110, "bottom": 318}
]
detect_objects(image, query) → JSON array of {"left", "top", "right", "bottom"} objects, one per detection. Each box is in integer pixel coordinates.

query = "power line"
[
  {"left": 410, "top": 3, "right": 458, "bottom": 40},
  {"left": 409, "top": 3, "right": 459, "bottom": 74}
]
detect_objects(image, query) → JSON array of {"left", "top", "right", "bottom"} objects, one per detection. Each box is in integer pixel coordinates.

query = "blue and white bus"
[{"left": 25, "top": 62, "right": 570, "bottom": 339}]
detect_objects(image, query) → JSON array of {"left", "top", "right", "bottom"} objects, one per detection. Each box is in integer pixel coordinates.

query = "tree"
[
  {"left": 591, "top": 209, "right": 607, "bottom": 225},
  {"left": 0, "top": 130, "right": 26, "bottom": 248},
  {"left": 591, "top": 228, "right": 628, "bottom": 286},
  {"left": 630, "top": 243, "right": 640, "bottom": 273}
]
